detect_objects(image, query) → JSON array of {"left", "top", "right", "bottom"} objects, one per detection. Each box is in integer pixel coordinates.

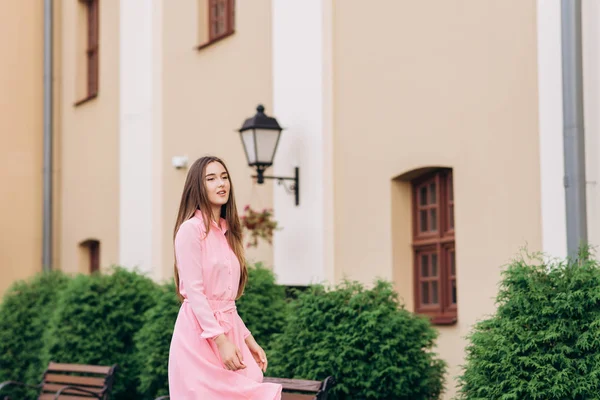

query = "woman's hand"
[
  {"left": 214, "top": 334, "right": 246, "bottom": 371},
  {"left": 245, "top": 335, "right": 268, "bottom": 373}
]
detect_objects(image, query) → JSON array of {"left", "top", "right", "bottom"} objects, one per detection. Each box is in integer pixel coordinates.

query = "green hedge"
[
  {"left": 134, "top": 282, "right": 180, "bottom": 400},
  {"left": 236, "top": 263, "right": 288, "bottom": 352},
  {"left": 268, "top": 280, "right": 447, "bottom": 400},
  {"left": 458, "top": 251, "right": 600, "bottom": 399},
  {"left": 38, "top": 267, "right": 158, "bottom": 400},
  {"left": 0, "top": 271, "right": 71, "bottom": 399},
  {"left": 1, "top": 266, "right": 447, "bottom": 400},
  {"left": 0, "top": 264, "right": 288, "bottom": 399}
]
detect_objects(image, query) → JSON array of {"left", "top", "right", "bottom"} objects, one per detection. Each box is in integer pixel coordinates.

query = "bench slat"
[
  {"left": 263, "top": 377, "right": 322, "bottom": 392},
  {"left": 44, "top": 374, "right": 106, "bottom": 388},
  {"left": 47, "top": 362, "right": 112, "bottom": 375},
  {"left": 281, "top": 394, "right": 316, "bottom": 400},
  {"left": 39, "top": 394, "right": 98, "bottom": 400},
  {"left": 42, "top": 383, "right": 104, "bottom": 394}
]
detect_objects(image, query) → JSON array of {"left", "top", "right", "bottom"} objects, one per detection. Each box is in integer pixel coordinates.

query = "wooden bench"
[
  {"left": 0, "top": 361, "right": 117, "bottom": 400},
  {"left": 263, "top": 377, "right": 335, "bottom": 400},
  {"left": 154, "top": 376, "right": 335, "bottom": 400}
]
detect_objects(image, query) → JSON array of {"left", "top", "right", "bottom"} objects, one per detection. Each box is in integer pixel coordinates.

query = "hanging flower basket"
[{"left": 240, "top": 205, "right": 280, "bottom": 248}]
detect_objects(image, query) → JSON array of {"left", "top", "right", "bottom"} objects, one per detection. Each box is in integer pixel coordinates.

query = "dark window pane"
[
  {"left": 449, "top": 205, "right": 454, "bottom": 229},
  {"left": 420, "top": 186, "right": 427, "bottom": 206},
  {"left": 421, "top": 254, "right": 429, "bottom": 277},
  {"left": 432, "top": 253, "right": 438, "bottom": 276},
  {"left": 422, "top": 282, "right": 429, "bottom": 305},
  {"left": 432, "top": 281, "right": 439, "bottom": 304},
  {"left": 450, "top": 251, "right": 456, "bottom": 276},
  {"left": 430, "top": 183, "right": 437, "bottom": 204},
  {"left": 420, "top": 210, "right": 427, "bottom": 232},
  {"left": 430, "top": 209, "right": 437, "bottom": 231},
  {"left": 449, "top": 176, "right": 454, "bottom": 201},
  {"left": 452, "top": 280, "right": 457, "bottom": 304}
]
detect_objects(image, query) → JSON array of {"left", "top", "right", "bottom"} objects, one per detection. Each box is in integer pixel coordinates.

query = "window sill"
[
  {"left": 415, "top": 309, "right": 458, "bottom": 326},
  {"left": 74, "top": 93, "right": 98, "bottom": 107},
  {"left": 196, "top": 31, "right": 235, "bottom": 51},
  {"left": 430, "top": 315, "right": 457, "bottom": 326}
]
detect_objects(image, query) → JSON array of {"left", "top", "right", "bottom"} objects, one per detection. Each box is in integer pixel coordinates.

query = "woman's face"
[{"left": 204, "top": 161, "right": 230, "bottom": 207}]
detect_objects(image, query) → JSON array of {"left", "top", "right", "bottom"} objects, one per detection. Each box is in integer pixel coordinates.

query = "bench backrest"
[
  {"left": 263, "top": 376, "right": 335, "bottom": 400},
  {"left": 39, "top": 362, "right": 117, "bottom": 400}
]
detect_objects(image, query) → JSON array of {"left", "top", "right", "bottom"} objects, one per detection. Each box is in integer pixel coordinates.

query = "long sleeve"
[{"left": 175, "top": 222, "right": 225, "bottom": 339}]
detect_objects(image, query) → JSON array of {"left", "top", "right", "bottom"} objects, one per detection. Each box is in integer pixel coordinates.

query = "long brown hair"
[{"left": 173, "top": 156, "right": 247, "bottom": 301}]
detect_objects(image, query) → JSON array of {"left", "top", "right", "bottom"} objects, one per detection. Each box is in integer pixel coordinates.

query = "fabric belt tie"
[{"left": 183, "top": 299, "right": 237, "bottom": 334}]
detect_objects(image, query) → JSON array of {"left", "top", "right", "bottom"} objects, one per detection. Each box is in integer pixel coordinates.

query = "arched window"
[
  {"left": 80, "top": 239, "right": 100, "bottom": 273},
  {"left": 412, "top": 168, "right": 456, "bottom": 324}
]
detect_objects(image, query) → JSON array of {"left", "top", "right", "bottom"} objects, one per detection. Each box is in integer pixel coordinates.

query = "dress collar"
[{"left": 194, "top": 209, "right": 228, "bottom": 233}]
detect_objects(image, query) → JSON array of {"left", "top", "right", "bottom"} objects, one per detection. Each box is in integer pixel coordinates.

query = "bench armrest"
[
  {"left": 317, "top": 376, "right": 336, "bottom": 400},
  {"left": 154, "top": 396, "right": 170, "bottom": 400},
  {"left": 53, "top": 385, "right": 103, "bottom": 399}
]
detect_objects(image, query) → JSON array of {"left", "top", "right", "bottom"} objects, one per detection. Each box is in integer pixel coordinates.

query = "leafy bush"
[
  {"left": 268, "top": 280, "right": 446, "bottom": 400},
  {"left": 458, "top": 251, "right": 600, "bottom": 399},
  {"left": 0, "top": 271, "right": 71, "bottom": 399},
  {"left": 237, "top": 263, "right": 288, "bottom": 352},
  {"left": 135, "top": 282, "right": 180, "bottom": 400},
  {"left": 38, "top": 267, "right": 158, "bottom": 400}
]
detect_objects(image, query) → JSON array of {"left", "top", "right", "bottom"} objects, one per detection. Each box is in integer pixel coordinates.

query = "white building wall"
[
  {"left": 119, "top": 0, "right": 161, "bottom": 274},
  {"left": 537, "top": 0, "right": 567, "bottom": 259},
  {"left": 583, "top": 0, "right": 600, "bottom": 254},
  {"left": 271, "top": 0, "right": 334, "bottom": 285}
]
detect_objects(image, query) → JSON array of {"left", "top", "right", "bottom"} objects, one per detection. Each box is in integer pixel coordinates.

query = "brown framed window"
[
  {"left": 198, "top": 0, "right": 235, "bottom": 50},
  {"left": 412, "top": 169, "right": 456, "bottom": 324},
  {"left": 210, "top": 0, "right": 235, "bottom": 40},
  {"left": 76, "top": 0, "right": 99, "bottom": 105},
  {"left": 80, "top": 239, "right": 100, "bottom": 273}
]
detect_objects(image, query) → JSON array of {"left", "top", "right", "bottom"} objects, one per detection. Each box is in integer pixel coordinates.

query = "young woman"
[{"left": 168, "top": 156, "right": 282, "bottom": 399}]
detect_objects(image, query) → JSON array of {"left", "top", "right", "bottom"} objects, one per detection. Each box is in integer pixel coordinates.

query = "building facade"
[{"left": 3, "top": 1, "right": 600, "bottom": 398}]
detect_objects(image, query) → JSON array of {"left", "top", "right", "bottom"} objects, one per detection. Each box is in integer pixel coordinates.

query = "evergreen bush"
[
  {"left": 135, "top": 282, "right": 180, "bottom": 400},
  {"left": 38, "top": 267, "right": 157, "bottom": 400},
  {"left": 458, "top": 250, "right": 600, "bottom": 399},
  {"left": 236, "top": 263, "right": 288, "bottom": 352},
  {"left": 268, "top": 280, "right": 446, "bottom": 400},
  {"left": 0, "top": 271, "right": 70, "bottom": 399}
]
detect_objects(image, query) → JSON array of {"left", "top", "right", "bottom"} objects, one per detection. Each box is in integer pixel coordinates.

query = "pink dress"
[{"left": 168, "top": 210, "right": 282, "bottom": 399}]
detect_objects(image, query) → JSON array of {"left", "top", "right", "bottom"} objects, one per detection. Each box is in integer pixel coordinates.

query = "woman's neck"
[{"left": 211, "top": 206, "right": 221, "bottom": 223}]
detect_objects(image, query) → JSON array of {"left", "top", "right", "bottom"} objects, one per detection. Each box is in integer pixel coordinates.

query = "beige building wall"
[
  {"left": 333, "top": 1, "right": 542, "bottom": 397},
  {"left": 0, "top": 2, "right": 45, "bottom": 296},
  {"left": 159, "top": 0, "right": 275, "bottom": 280},
  {"left": 58, "top": 0, "right": 120, "bottom": 274}
]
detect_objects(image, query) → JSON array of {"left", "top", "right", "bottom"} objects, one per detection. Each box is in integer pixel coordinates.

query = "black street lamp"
[{"left": 238, "top": 105, "right": 299, "bottom": 206}]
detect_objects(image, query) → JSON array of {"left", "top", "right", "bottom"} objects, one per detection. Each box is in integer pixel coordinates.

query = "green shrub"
[
  {"left": 268, "top": 280, "right": 447, "bottom": 400},
  {"left": 458, "top": 251, "right": 600, "bottom": 400},
  {"left": 237, "top": 263, "right": 288, "bottom": 352},
  {"left": 135, "top": 282, "right": 180, "bottom": 400},
  {"left": 0, "top": 271, "right": 71, "bottom": 399},
  {"left": 38, "top": 267, "right": 158, "bottom": 400}
]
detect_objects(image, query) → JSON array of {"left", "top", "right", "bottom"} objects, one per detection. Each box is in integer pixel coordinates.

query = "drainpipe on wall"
[
  {"left": 42, "top": 0, "right": 53, "bottom": 272},
  {"left": 561, "top": 0, "right": 588, "bottom": 259}
]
